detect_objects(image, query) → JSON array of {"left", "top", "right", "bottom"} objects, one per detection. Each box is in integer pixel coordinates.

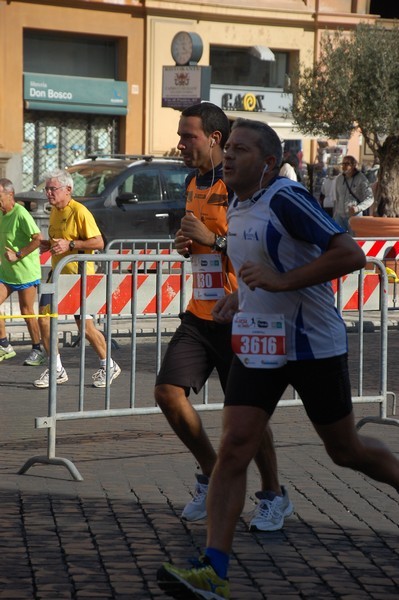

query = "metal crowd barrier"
[
  {"left": 4, "top": 236, "right": 399, "bottom": 335},
  {"left": 1, "top": 238, "right": 182, "bottom": 340},
  {"left": 17, "top": 253, "right": 398, "bottom": 481}
]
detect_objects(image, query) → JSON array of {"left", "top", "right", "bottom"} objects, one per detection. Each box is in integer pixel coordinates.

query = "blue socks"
[{"left": 204, "top": 547, "right": 229, "bottom": 579}]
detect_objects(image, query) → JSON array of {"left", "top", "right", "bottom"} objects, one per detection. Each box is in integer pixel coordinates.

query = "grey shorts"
[
  {"left": 224, "top": 353, "right": 353, "bottom": 425},
  {"left": 155, "top": 311, "right": 233, "bottom": 396}
]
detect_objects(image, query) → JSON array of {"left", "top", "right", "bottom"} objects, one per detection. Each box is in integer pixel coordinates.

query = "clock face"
[{"left": 171, "top": 31, "right": 203, "bottom": 66}]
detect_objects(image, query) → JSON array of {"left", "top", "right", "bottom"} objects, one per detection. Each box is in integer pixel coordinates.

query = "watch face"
[
  {"left": 171, "top": 32, "right": 193, "bottom": 66},
  {"left": 215, "top": 236, "right": 227, "bottom": 251}
]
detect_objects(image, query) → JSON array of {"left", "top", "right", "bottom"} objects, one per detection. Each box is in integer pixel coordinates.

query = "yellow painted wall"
[
  {"left": 145, "top": 14, "right": 316, "bottom": 155},
  {"left": 0, "top": 1, "right": 144, "bottom": 178},
  {"left": 0, "top": 0, "right": 375, "bottom": 183}
]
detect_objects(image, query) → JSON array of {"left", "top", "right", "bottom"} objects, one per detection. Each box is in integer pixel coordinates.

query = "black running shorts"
[
  {"left": 155, "top": 311, "right": 233, "bottom": 396},
  {"left": 224, "top": 353, "right": 353, "bottom": 425}
]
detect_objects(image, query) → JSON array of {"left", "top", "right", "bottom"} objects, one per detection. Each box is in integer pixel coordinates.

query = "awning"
[
  {"left": 225, "top": 110, "right": 316, "bottom": 141},
  {"left": 249, "top": 46, "right": 275, "bottom": 62}
]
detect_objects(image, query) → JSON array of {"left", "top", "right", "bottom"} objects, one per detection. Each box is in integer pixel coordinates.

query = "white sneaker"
[
  {"left": 181, "top": 474, "right": 209, "bottom": 521},
  {"left": 0, "top": 344, "right": 16, "bottom": 361},
  {"left": 24, "top": 349, "right": 46, "bottom": 366},
  {"left": 34, "top": 367, "right": 69, "bottom": 389},
  {"left": 92, "top": 361, "right": 121, "bottom": 388},
  {"left": 249, "top": 486, "right": 294, "bottom": 532}
]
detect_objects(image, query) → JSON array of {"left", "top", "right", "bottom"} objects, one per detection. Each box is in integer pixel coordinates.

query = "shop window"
[
  {"left": 24, "top": 31, "right": 117, "bottom": 79},
  {"left": 22, "top": 112, "right": 119, "bottom": 190},
  {"left": 210, "top": 46, "right": 289, "bottom": 89}
]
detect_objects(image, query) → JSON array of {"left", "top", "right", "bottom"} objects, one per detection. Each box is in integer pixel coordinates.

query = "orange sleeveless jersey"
[{"left": 185, "top": 175, "right": 237, "bottom": 320}]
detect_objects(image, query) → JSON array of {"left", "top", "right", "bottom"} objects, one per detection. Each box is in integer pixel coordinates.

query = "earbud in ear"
[
  {"left": 210, "top": 138, "right": 216, "bottom": 148},
  {"left": 264, "top": 164, "right": 269, "bottom": 173}
]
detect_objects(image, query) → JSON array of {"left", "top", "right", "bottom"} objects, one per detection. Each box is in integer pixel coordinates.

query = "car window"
[
  {"left": 163, "top": 168, "right": 189, "bottom": 201},
  {"left": 68, "top": 164, "right": 127, "bottom": 197},
  {"left": 121, "top": 168, "right": 161, "bottom": 202}
]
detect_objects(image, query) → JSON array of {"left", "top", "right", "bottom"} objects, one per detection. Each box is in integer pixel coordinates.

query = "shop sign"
[
  {"left": 162, "top": 66, "right": 211, "bottom": 109},
  {"left": 210, "top": 85, "right": 291, "bottom": 114},
  {"left": 24, "top": 73, "right": 128, "bottom": 115},
  {"left": 221, "top": 92, "right": 265, "bottom": 112}
]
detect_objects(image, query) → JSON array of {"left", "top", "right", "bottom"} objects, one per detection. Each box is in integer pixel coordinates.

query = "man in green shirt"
[{"left": 0, "top": 178, "right": 45, "bottom": 365}]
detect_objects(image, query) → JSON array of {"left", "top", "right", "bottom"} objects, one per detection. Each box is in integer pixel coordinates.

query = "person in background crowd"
[
  {"left": 154, "top": 102, "right": 293, "bottom": 533},
  {"left": 319, "top": 166, "right": 340, "bottom": 217},
  {"left": 33, "top": 169, "right": 121, "bottom": 389},
  {"left": 279, "top": 152, "right": 299, "bottom": 181},
  {"left": 157, "top": 118, "right": 399, "bottom": 600},
  {"left": 333, "top": 156, "right": 374, "bottom": 233},
  {"left": 0, "top": 178, "right": 45, "bottom": 366}
]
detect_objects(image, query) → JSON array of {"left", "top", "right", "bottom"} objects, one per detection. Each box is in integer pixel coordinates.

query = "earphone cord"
[
  {"left": 259, "top": 164, "right": 268, "bottom": 191},
  {"left": 196, "top": 145, "right": 216, "bottom": 219},
  {"left": 209, "top": 144, "right": 215, "bottom": 192}
]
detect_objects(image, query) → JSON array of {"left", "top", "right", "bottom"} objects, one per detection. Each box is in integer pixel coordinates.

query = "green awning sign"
[{"left": 24, "top": 73, "right": 128, "bottom": 115}]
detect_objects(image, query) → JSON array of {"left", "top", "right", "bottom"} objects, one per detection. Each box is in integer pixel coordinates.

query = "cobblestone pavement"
[{"left": 0, "top": 327, "right": 398, "bottom": 599}]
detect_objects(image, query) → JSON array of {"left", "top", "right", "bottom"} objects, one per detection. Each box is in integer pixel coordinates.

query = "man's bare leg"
[
  {"left": 77, "top": 317, "right": 107, "bottom": 360},
  {"left": 314, "top": 411, "right": 399, "bottom": 488},
  {"left": 18, "top": 287, "right": 41, "bottom": 345},
  {"left": 155, "top": 383, "right": 216, "bottom": 477},
  {"left": 206, "top": 405, "right": 269, "bottom": 552}
]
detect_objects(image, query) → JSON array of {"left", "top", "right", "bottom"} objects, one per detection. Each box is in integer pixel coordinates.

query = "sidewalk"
[
  {"left": 4, "top": 309, "right": 399, "bottom": 345},
  {"left": 0, "top": 334, "right": 398, "bottom": 599}
]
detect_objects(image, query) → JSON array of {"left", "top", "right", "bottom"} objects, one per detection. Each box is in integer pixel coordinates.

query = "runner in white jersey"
[
  {"left": 157, "top": 118, "right": 399, "bottom": 600},
  {"left": 227, "top": 177, "right": 347, "bottom": 361}
]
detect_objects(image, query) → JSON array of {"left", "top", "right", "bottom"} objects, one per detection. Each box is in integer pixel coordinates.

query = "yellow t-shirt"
[
  {"left": 48, "top": 198, "right": 101, "bottom": 275},
  {"left": 185, "top": 172, "right": 237, "bottom": 321}
]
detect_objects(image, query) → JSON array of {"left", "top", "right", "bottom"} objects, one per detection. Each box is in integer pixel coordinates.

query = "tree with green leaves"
[{"left": 289, "top": 23, "right": 399, "bottom": 217}]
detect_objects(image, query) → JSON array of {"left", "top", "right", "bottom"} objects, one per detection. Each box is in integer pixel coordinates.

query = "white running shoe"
[
  {"left": 92, "top": 361, "right": 121, "bottom": 388},
  {"left": 24, "top": 349, "right": 46, "bottom": 366},
  {"left": 181, "top": 474, "right": 209, "bottom": 521},
  {"left": 34, "top": 367, "right": 69, "bottom": 389},
  {"left": 0, "top": 344, "right": 16, "bottom": 362},
  {"left": 249, "top": 486, "right": 294, "bottom": 532}
]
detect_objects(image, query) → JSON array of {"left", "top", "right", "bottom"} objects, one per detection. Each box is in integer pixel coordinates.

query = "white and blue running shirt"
[{"left": 227, "top": 177, "right": 348, "bottom": 361}]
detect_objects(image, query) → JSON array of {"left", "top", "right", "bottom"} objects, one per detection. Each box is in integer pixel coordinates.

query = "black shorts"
[
  {"left": 155, "top": 311, "right": 233, "bottom": 396},
  {"left": 224, "top": 353, "right": 353, "bottom": 425}
]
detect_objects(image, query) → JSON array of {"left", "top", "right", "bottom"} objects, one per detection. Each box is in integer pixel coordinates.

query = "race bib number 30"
[
  {"left": 232, "top": 312, "right": 287, "bottom": 369},
  {"left": 191, "top": 254, "right": 224, "bottom": 300}
]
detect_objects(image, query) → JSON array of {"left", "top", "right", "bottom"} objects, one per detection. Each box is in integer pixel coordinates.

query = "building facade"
[{"left": 0, "top": 0, "right": 375, "bottom": 190}]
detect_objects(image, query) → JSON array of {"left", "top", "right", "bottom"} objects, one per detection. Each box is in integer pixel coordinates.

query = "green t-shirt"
[{"left": 0, "top": 203, "right": 41, "bottom": 285}]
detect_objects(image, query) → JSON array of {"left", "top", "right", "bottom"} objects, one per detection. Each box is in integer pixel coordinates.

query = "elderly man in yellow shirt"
[{"left": 34, "top": 168, "right": 121, "bottom": 389}]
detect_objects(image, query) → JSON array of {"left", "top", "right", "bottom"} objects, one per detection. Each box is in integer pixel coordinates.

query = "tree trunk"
[{"left": 375, "top": 136, "right": 399, "bottom": 217}]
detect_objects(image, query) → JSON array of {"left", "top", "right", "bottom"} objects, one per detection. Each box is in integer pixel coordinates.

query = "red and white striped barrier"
[
  {"left": 331, "top": 273, "right": 381, "bottom": 311},
  {"left": 356, "top": 239, "right": 399, "bottom": 259},
  {"left": 39, "top": 239, "right": 398, "bottom": 316},
  {"left": 329, "top": 238, "right": 399, "bottom": 311},
  {"left": 338, "top": 238, "right": 399, "bottom": 310},
  {"left": 56, "top": 273, "right": 192, "bottom": 316},
  {"left": 40, "top": 250, "right": 52, "bottom": 268}
]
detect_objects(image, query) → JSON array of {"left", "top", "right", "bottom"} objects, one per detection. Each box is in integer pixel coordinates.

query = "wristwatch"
[
  {"left": 69, "top": 240, "right": 76, "bottom": 251},
  {"left": 212, "top": 235, "right": 227, "bottom": 252},
  {"left": 16, "top": 250, "right": 23, "bottom": 259}
]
